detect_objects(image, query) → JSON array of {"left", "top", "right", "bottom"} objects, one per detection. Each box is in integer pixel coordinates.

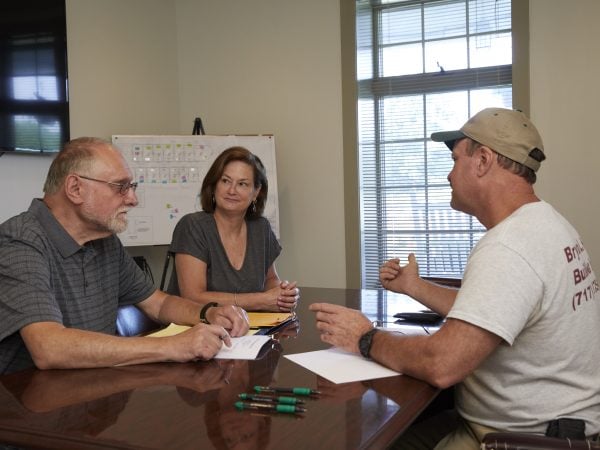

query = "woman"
[{"left": 167, "top": 146, "right": 299, "bottom": 312}]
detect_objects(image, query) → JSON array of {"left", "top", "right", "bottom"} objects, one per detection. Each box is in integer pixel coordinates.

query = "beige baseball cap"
[{"left": 431, "top": 107, "right": 546, "bottom": 172}]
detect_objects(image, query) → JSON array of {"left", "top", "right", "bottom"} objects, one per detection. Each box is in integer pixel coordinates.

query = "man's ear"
[
  {"left": 476, "top": 145, "right": 495, "bottom": 176},
  {"left": 64, "top": 174, "right": 85, "bottom": 204}
]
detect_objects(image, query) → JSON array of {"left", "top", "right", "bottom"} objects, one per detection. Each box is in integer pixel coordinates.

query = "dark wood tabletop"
[{"left": 0, "top": 287, "right": 440, "bottom": 450}]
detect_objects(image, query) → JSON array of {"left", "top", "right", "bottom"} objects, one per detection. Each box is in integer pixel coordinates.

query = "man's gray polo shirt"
[{"left": 0, "top": 199, "right": 156, "bottom": 374}]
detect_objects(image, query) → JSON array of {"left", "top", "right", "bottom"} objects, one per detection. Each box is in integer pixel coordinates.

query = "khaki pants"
[
  {"left": 390, "top": 410, "right": 499, "bottom": 450},
  {"left": 434, "top": 419, "right": 499, "bottom": 450}
]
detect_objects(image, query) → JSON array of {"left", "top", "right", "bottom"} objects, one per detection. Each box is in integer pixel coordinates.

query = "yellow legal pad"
[
  {"left": 247, "top": 312, "right": 292, "bottom": 328},
  {"left": 145, "top": 312, "right": 292, "bottom": 338}
]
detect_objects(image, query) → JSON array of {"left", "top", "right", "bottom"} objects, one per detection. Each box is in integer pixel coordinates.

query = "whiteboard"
[{"left": 112, "top": 135, "right": 279, "bottom": 246}]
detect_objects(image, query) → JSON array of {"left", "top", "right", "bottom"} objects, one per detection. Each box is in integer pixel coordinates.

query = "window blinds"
[{"left": 356, "top": 0, "right": 512, "bottom": 287}]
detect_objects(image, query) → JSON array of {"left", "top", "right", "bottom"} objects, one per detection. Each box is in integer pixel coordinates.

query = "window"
[{"left": 356, "top": 0, "right": 512, "bottom": 288}]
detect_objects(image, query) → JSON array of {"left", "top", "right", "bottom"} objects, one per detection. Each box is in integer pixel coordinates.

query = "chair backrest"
[
  {"left": 159, "top": 251, "right": 175, "bottom": 292},
  {"left": 116, "top": 305, "right": 162, "bottom": 337}
]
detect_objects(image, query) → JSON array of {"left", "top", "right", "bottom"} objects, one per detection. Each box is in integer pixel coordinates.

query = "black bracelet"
[{"left": 199, "top": 302, "right": 219, "bottom": 324}]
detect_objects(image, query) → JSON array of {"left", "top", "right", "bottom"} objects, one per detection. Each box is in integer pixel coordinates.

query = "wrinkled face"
[
  {"left": 78, "top": 147, "right": 138, "bottom": 235},
  {"left": 447, "top": 138, "right": 479, "bottom": 216},
  {"left": 214, "top": 161, "right": 259, "bottom": 215}
]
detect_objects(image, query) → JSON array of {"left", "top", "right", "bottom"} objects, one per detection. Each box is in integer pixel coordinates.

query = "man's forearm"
[
  {"left": 368, "top": 319, "right": 501, "bottom": 389},
  {"left": 154, "top": 294, "right": 201, "bottom": 326},
  {"left": 407, "top": 278, "right": 458, "bottom": 316},
  {"left": 23, "top": 324, "right": 179, "bottom": 370}
]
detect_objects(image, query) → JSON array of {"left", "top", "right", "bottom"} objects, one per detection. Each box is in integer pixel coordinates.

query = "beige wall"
[
  {"left": 1, "top": 1, "right": 598, "bottom": 287},
  {"left": 66, "top": 0, "right": 180, "bottom": 138},
  {"left": 173, "top": 0, "right": 346, "bottom": 288},
  {"left": 530, "top": 0, "right": 600, "bottom": 268}
]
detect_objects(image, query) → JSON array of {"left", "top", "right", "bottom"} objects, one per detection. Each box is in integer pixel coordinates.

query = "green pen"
[
  {"left": 238, "top": 393, "right": 305, "bottom": 405},
  {"left": 253, "top": 385, "right": 321, "bottom": 396},
  {"left": 234, "top": 401, "right": 306, "bottom": 414}
]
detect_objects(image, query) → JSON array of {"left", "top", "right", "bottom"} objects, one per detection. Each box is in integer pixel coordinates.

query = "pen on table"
[
  {"left": 239, "top": 393, "right": 305, "bottom": 405},
  {"left": 234, "top": 401, "right": 306, "bottom": 414},
  {"left": 253, "top": 386, "right": 321, "bottom": 396}
]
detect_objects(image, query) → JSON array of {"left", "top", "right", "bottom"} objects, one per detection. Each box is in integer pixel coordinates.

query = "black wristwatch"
[
  {"left": 358, "top": 328, "right": 379, "bottom": 359},
  {"left": 199, "top": 302, "right": 219, "bottom": 324}
]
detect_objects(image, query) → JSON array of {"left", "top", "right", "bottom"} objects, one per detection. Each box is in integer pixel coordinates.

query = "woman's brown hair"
[{"left": 200, "top": 146, "right": 268, "bottom": 219}]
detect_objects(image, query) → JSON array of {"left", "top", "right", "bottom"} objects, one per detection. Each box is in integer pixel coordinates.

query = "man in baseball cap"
[{"left": 310, "top": 107, "right": 600, "bottom": 449}]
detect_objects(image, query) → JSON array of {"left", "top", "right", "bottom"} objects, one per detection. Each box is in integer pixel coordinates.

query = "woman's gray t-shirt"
[{"left": 168, "top": 212, "right": 281, "bottom": 295}]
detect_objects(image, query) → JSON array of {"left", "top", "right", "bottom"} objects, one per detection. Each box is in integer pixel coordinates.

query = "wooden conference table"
[{"left": 0, "top": 287, "right": 441, "bottom": 450}]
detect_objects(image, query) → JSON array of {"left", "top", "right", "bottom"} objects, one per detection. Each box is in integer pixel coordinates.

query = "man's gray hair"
[{"left": 43, "top": 137, "right": 112, "bottom": 194}]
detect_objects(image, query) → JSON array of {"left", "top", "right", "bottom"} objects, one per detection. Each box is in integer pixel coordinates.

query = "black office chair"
[
  {"left": 159, "top": 251, "right": 175, "bottom": 292},
  {"left": 116, "top": 305, "right": 162, "bottom": 337},
  {"left": 117, "top": 250, "right": 176, "bottom": 337}
]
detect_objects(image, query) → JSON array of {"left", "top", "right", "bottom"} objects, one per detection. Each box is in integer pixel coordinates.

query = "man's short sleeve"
[
  {"left": 0, "top": 239, "right": 63, "bottom": 342},
  {"left": 447, "top": 242, "right": 543, "bottom": 345}
]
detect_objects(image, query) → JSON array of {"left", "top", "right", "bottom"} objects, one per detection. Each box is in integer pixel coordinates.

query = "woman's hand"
[{"left": 276, "top": 280, "right": 299, "bottom": 313}]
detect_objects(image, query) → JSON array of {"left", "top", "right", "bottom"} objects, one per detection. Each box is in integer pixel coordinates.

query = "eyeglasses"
[{"left": 76, "top": 174, "right": 138, "bottom": 195}]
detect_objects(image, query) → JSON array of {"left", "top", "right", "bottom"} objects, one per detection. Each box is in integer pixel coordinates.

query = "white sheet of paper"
[
  {"left": 284, "top": 347, "right": 401, "bottom": 384},
  {"left": 215, "top": 335, "right": 272, "bottom": 360}
]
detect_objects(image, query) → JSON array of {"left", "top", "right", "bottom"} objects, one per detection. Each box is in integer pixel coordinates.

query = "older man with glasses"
[{"left": 0, "top": 137, "right": 249, "bottom": 375}]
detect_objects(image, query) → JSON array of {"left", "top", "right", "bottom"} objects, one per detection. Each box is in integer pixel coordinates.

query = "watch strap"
[
  {"left": 359, "top": 328, "right": 379, "bottom": 359},
  {"left": 199, "top": 302, "right": 219, "bottom": 324}
]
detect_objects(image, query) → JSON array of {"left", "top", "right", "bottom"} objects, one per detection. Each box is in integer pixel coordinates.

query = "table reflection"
[
  {"left": 1, "top": 346, "right": 282, "bottom": 449},
  {"left": 189, "top": 348, "right": 282, "bottom": 450},
  {"left": 0, "top": 288, "right": 441, "bottom": 450}
]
